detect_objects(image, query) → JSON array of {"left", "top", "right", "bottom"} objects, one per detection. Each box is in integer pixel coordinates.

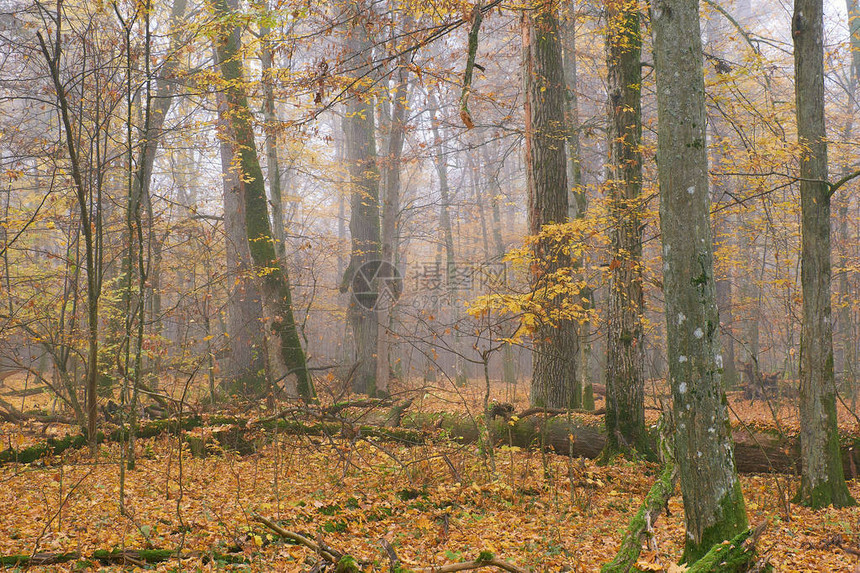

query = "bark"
[
  {"left": 561, "top": 1, "right": 593, "bottom": 408},
  {"left": 342, "top": 2, "right": 381, "bottom": 395},
  {"left": 651, "top": 0, "right": 748, "bottom": 560},
  {"left": 522, "top": 0, "right": 579, "bottom": 409},
  {"left": 218, "top": 96, "right": 265, "bottom": 389},
  {"left": 212, "top": 0, "right": 314, "bottom": 400},
  {"left": 429, "top": 91, "right": 467, "bottom": 386},
  {"left": 603, "top": 0, "right": 647, "bottom": 457},
  {"left": 792, "top": 0, "right": 856, "bottom": 508},
  {"left": 260, "top": 20, "right": 288, "bottom": 261},
  {"left": 836, "top": 0, "right": 860, "bottom": 393},
  {"left": 481, "top": 141, "right": 517, "bottom": 385},
  {"left": 560, "top": 0, "right": 585, "bottom": 217},
  {"left": 377, "top": 58, "right": 409, "bottom": 395}
]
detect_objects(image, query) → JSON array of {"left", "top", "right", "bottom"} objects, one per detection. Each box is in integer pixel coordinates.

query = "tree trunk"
[
  {"left": 260, "top": 19, "right": 288, "bottom": 261},
  {"left": 705, "top": 12, "right": 739, "bottom": 389},
  {"left": 792, "top": 0, "right": 855, "bottom": 508},
  {"left": 36, "top": 24, "right": 102, "bottom": 448},
  {"left": 212, "top": 0, "right": 313, "bottom": 400},
  {"left": 482, "top": 141, "right": 517, "bottom": 385},
  {"left": 739, "top": 227, "right": 760, "bottom": 376},
  {"left": 561, "top": 1, "right": 594, "bottom": 409},
  {"left": 218, "top": 113, "right": 265, "bottom": 390},
  {"left": 342, "top": 3, "right": 381, "bottom": 396},
  {"left": 651, "top": 0, "right": 749, "bottom": 560},
  {"left": 522, "top": 0, "right": 579, "bottom": 409},
  {"left": 560, "top": 0, "right": 585, "bottom": 218},
  {"left": 836, "top": 0, "right": 860, "bottom": 397},
  {"left": 377, "top": 59, "right": 409, "bottom": 396},
  {"left": 603, "top": 0, "right": 647, "bottom": 457},
  {"left": 429, "top": 91, "right": 467, "bottom": 386}
]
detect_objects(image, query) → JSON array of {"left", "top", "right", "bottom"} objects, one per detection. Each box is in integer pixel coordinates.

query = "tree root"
[{"left": 685, "top": 521, "right": 770, "bottom": 573}]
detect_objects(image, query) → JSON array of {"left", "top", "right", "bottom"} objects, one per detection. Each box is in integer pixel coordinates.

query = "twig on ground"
[{"left": 252, "top": 514, "right": 338, "bottom": 563}]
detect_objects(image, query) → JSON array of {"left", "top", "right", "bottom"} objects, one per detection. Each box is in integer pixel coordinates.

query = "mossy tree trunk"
[
  {"left": 522, "top": 0, "right": 579, "bottom": 409},
  {"left": 260, "top": 16, "right": 289, "bottom": 262},
  {"left": 651, "top": 0, "right": 748, "bottom": 561},
  {"left": 792, "top": 0, "right": 856, "bottom": 508},
  {"left": 603, "top": 0, "right": 648, "bottom": 458},
  {"left": 601, "top": 463, "right": 676, "bottom": 573},
  {"left": 211, "top": 0, "right": 313, "bottom": 400},
  {"left": 218, "top": 97, "right": 265, "bottom": 391}
]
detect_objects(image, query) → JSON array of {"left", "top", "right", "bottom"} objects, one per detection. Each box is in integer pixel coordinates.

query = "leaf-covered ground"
[{"left": 0, "top": 378, "right": 858, "bottom": 571}]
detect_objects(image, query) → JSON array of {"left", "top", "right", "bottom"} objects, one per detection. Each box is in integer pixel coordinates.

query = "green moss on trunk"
[
  {"left": 211, "top": 0, "right": 314, "bottom": 401},
  {"left": 682, "top": 480, "right": 748, "bottom": 564},
  {"left": 684, "top": 526, "right": 768, "bottom": 573},
  {"left": 601, "top": 463, "right": 675, "bottom": 573}
]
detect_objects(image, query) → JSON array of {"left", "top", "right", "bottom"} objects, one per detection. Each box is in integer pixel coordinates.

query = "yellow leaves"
[
  {"left": 467, "top": 214, "right": 606, "bottom": 336},
  {"left": 287, "top": 545, "right": 305, "bottom": 560},
  {"left": 415, "top": 515, "right": 433, "bottom": 530},
  {"left": 257, "top": 265, "right": 279, "bottom": 277},
  {"left": 635, "top": 560, "right": 664, "bottom": 571}
]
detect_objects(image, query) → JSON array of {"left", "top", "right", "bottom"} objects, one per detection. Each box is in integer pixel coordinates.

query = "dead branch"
[
  {"left": 412, "top": 554, "right": 529, "bottom": 573},
  {"left": 252, "top": 514, "right": 338, "bottom": 563}
]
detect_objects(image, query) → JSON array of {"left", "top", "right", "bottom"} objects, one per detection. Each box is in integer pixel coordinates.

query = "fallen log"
[
  {"left": 0, "top": 552, "right": 79, "bottom": 566},
  {"left": 0, "top": 549, "right": 247, "bottom": 568},
  {"left": 401, "top": 411, "right": 860, "bottom": 476},
  {"left": 2, "top": 406, "right": 859, "bottom": 476},
  {"left": 0, "top": 413, "right": 425, "bottom": 465},
  {"left": 91, "top": 548, "right": 245, "bottom": 565}
]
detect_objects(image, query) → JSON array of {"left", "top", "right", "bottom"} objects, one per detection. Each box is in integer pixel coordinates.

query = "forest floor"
[{"left": 0, "top": 376, "right": 858, "bottom": 572}]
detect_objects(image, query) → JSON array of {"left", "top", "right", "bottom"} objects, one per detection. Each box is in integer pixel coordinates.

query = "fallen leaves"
[{"left": 0, "top": 380, "right": 858, "bottom": 572}]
